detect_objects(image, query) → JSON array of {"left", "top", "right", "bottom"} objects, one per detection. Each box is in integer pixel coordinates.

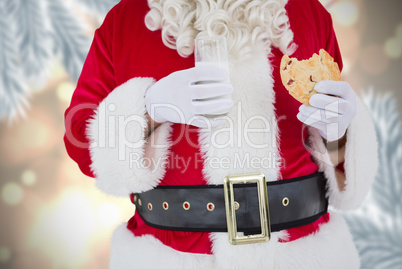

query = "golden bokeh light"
[
  {"left": 21, "top": 170, "right": 37, "bottom": 186},
  {"left": 25, "top": 185, "right": 133, "bottom": 268},
  {"left": 96, "top": 202, "right": 123, "bottom": 229},
  {"left": 384, "top": 38, "right": 402, "bottom": 59},
  {"left": 28, "top": 189, "right": 96, "bottom": 268},
  {"left": 0, "top": 247, "right": 11, "bottom": 263},
  {"left": 330, "top": 1, "right": 359, "bottom": 27},
  {"left": 384, "top": 23, "right": 402, "bottom": 59},
  {"left": 57, "top": 81, "right": 76, "bottom": 103},
  {"left": 2, "top": 182, "right": 24, "bottom": 206}
]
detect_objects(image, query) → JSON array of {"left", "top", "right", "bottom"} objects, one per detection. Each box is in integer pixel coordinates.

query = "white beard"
[{"left": 145, "top": 0, "right": 294, "bottom": 59}]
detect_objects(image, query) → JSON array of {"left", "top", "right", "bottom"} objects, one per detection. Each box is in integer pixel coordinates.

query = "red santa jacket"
[{"left": 64, "top": 0, "right": 378, "bottom": 267}]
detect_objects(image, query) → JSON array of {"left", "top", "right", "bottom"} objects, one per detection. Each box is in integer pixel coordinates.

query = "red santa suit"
[{"left": 64, "top": 0, "right": 378, "bottom": 268}]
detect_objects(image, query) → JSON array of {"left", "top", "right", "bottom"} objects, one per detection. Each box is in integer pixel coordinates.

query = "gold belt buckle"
[{"left": 223, "top": 173, "right": 271, "bottom": 245}]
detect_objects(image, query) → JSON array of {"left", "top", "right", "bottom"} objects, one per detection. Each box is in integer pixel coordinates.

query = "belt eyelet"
[
  {"left": 183, "top": 201, "right": 190, "bottom": 210},
  {"left": 282, "top": 197, "right": 289, "bottom": 207}
]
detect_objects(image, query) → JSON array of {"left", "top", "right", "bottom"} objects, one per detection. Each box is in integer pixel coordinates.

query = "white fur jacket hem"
[{"left": 109, "top": 212, "right": 359, "bottom": 269}]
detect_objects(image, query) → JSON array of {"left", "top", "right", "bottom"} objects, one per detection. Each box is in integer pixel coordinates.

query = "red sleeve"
[
  {"left": 286, "top": 0, "right": 343, "bottom": 72},
  {"left": 64, "top": 6, "right": 117, "bottom": 178},
  {"left": 322, "top": 5, "right": 343, "bottom": 73}
]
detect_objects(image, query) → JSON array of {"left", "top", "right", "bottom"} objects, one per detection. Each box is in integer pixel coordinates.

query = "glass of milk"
[{"left": 194, "top": 36, "right": 231, "bottom": 117}]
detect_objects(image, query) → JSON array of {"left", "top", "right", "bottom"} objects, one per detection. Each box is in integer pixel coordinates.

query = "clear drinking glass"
[
  {"left": 194, "top": 37, "right": 230, "bottom": 78},
  {"left": 194, "top": 36, "right": 231, "bottom": 117}
]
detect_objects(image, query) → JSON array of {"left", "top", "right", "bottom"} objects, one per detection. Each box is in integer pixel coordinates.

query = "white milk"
[
  {"left": 195, "top": 61, "right": 232, "bottom": 117},
  {"left": 195, "top": 61, "right": 230, "bottom": 82}
]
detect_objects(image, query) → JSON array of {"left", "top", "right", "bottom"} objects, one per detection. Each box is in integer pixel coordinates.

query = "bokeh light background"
[{"left": 0, "top": 0, "right": 401, "bottom": 268}]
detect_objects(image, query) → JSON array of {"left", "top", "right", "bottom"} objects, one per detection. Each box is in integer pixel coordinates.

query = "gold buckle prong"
[{"left": 223, "top": 173, "right": 271, "bottom": 245}]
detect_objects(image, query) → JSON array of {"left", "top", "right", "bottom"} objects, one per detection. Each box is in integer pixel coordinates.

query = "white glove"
[
  {"left": 296, "top": 80, "right": 357, "bottom": 141},
  {"left": 145, "top": 66, "right": 233, "bottom": 128}
]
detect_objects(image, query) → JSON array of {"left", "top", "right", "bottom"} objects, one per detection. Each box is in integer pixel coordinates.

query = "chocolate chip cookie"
[{"left": 280, "top": 49, "right": 341, "bottom": 105}]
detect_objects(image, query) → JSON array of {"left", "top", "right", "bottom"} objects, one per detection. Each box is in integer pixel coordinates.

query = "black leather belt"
[{"left": 133, "top": 172, "right": 328, "bottom": 245}]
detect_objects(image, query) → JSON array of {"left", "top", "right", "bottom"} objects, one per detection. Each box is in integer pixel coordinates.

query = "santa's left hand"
[{"left": 297, "top": 80, "right": 357, "bottom": 142}]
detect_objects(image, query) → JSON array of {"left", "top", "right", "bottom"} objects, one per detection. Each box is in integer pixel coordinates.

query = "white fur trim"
[
  {"left": 199, "top": 51, "right": 280, "bottom": 265},
  {"left": 211, "top": 212, "right": 359, "bottom": 269},
  {"left": 307, "top": 97, "right": 379, "bottom": 210},
  {"left": 109, "top": 213, "right": 358, "bottom": 268},
  {"left": 198, "top": 53, "right": 282, "bottom": 186},
  {"left": 86, "top": 78, "right": 174, "bottom": 196},
  {"left": 109, "top": 224, "right": 215, "bottom": 269}
]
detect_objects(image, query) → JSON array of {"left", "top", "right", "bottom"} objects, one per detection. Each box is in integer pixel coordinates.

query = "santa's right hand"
[{"left": 145, "top": 66, "right": 234, "bottom": 128}]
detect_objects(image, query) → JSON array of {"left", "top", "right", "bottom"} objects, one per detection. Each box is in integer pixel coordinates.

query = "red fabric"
[
  {"left": 336, "top": 161, "right": 346, "bottom": 174},
  {"left": 64, "top": 0, "right": 344, "bottom": 254}
]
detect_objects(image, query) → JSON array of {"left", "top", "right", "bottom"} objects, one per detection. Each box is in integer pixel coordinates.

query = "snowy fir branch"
[
  {"left": 343, "top": 90, "right": 402, "bottom": 269},
  {"left": 46, "top": 0, "right": 91, "bottom": 82},
  {"left": 0, "top": 0, "right": 96, "bottom": 120},
  {"left": 349, "top": 215, "right": 402, "bottom": 269},
  {"left": 363, "top": 90, "right": 402, "bottom": 219},
  {"left": 75, "top": 0, "right": 119, "bottom": 18},
  {"left": 12, "top": 0, "right": 52, "bottom": 79},
  {"left": 0, "top": 0, "right": 29, "bottom": 120}
]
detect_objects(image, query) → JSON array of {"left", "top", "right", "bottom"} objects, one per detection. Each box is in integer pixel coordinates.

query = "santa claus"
[{"left": 64, "top": 0, "right": 378, "bottom": 268}]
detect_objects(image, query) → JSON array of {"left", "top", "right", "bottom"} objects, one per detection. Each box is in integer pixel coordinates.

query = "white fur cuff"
[
  {"left": 86, "top": 77, "right": 173, "bottom": 196},
  {"left": 307, "top": 97, "right": 379, "bottom": 210}
]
